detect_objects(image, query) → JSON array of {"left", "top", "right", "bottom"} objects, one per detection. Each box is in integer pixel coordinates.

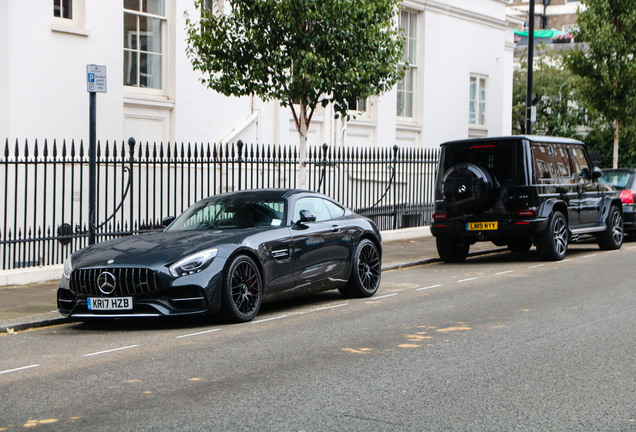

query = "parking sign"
[{"left": 86, "top": 64, "right": 107, "bottom": 93}]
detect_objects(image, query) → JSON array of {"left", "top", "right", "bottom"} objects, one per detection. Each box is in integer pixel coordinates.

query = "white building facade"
[{"left": 1, "top": 0, "right": 519, "bottom": 149}]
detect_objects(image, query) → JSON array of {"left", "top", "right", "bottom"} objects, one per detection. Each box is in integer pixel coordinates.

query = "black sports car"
[{"left": 57, "top": 189, "right": 382, "bottom": 322}]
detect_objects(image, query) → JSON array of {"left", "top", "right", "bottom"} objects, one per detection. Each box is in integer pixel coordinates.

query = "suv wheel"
[
  {"left": 597, "top": 205, "right": 624, "bottom": 250},
  {"left": 535, "top": 211, "right": 568, "bottom": 261},
  {"left": 442, "top": 163, "right": 495, "bottom": 214},
  {"left": 436, "top": 237, "right": 469, "bottom": 263}
]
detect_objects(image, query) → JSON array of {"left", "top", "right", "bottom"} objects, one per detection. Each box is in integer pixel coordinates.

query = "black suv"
[{"left": 431, "top": 136, "right": 624, "bottom": 262}]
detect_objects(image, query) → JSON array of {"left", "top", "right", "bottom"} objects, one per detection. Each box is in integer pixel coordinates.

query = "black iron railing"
[{"left": 0, "top": 138, "right": 439, "bottom": 270}]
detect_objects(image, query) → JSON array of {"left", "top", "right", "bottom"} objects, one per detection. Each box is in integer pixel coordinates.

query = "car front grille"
[{"left": 70, "top": 268, "right": 160, "bottom": 296}]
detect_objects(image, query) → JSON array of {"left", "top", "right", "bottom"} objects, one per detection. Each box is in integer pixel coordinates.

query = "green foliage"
[
  {"left": 185, "top": 0, "right": 404, "bottom": 128},
  {"left": 563, "top": 0, "right": 636, "bottom": 165},
  {"left": 512, "top": 49, "right": 589, "bottom": 137},
  {"left": 585, "top": 122, "right": 636, "bottom": 167}
]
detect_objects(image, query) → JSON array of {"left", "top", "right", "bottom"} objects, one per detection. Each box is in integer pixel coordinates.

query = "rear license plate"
[
  {"left": 466, "top": 221, "right": 498, "bottom": 231},
  {"left": 87, "top": 297, "right": 133, "bottom": 311}
]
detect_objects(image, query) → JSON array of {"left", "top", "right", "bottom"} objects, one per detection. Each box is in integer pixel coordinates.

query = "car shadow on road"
[{"left": 460, "top": 237, "right": 631, "bottom": 266}]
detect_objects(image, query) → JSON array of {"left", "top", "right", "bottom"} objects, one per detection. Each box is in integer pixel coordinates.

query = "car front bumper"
[{"left": 57, "top": 260, "right": 225, "bottom": 319}]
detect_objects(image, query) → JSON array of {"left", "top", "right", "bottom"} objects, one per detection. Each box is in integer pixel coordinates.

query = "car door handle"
[{"left": 330, "top": 225, "right": 341, "bottom": 232}]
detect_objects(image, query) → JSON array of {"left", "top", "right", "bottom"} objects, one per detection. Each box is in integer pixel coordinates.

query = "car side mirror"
[
  {"left": 162, "top": 216, "right": 175, "bottom": 227},
  {"left": 579, "top": 166, "right": 591, "bottom": 179},
  {"left": 298, "top": 210, "right": 316, "bottom": 224},
  {"left": 592, "top": 166, "right": 603, "bottom": 179}
]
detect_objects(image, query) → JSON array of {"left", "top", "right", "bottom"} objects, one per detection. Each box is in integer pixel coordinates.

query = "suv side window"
[
  {"left": 554, "top": 146, "right": 573, "bottom": 182},
  {"left": 531, "top": 143, "right": 555, "bottom": 182},
  {"left": 571, "top": 146, "right": 591, "bottom": 178}
]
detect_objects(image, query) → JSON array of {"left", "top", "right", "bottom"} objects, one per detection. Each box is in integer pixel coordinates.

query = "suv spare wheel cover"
[{"left": 442, "top": 163, "right": 494, "bottom": 214}]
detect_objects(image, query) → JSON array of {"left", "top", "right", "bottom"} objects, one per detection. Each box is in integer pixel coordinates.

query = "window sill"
[
  {"left": 396, "top": 121, "right": 423, "bottom": 133},
  {"left": 51, "top": 22, "right": 90, "bottom": 37},
  {"left": 347, "top": 116, "right": 376, "bottom": 127},
  {"left": 124, "top": 94, "right": 175, "bottom": 110},
  {"left": 469, "top": 125, "right": 489, "bottom": 138}
]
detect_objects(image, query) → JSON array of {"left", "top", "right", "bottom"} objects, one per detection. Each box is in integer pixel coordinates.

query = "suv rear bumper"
[{"left": 431, "top": 217, "right": 549, "bottom": 241}]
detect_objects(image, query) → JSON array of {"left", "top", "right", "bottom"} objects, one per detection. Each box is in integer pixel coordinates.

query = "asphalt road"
[{"left": 1, "top": 241, "right": 635, "bottom": 431}]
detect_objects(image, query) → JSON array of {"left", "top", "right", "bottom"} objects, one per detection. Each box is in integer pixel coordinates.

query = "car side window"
[
  {"left": 554, "top": 146, "right": 573, "bottom": 183},
  {"left": 571, "top": 146, "right": 591, "bottom": 179},
  {"left": 323, "top": 199, "right": 345, "bottom": 219},
  {"left": 531, "top": 143, "right": 555, "bottom": 182},
  {"left": 293, "top": 197, "right": 332, "bottom": 222}
]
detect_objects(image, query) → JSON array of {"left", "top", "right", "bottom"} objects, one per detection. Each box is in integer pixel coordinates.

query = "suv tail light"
[
  {"left": 619, "top": 189, "right": 634, "bottom": 204},
  {"left": 433, "top": 212, "right": 448, "bottom": 221},
  {"left": 516, "top": 209, "right": 536, "bottom": 217}
]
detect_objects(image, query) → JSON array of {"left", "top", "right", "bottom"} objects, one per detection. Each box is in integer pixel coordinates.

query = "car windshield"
[
  {"left": 599, "top": 171, "right": 631, "bottom": 189},
  {"left": 167, "top": 197, "right": 286, "bottom": 231}
]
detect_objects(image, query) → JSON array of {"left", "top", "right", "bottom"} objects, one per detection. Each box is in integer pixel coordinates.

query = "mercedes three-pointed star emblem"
[{"left": 97, "top": 271, "right": 117, "bottom": 295}]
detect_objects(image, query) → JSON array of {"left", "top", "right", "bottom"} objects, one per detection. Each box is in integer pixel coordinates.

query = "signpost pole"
[
  {"left": 525, "top": 0, "right": 536, "bottom": 134},
  {"left": 86, "top": 64, "right": 107, "bottom": 245},
  {"left": 89, "top": 91, "right": 97, "bottom": 245}
]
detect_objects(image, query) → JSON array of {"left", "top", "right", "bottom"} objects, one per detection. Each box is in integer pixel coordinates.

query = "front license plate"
[
  {"left": 87, "top": 297, "right": 133, "bottom": 311},
  {"left": 466, "top": 221, "right": 498, "bottom": 231}
]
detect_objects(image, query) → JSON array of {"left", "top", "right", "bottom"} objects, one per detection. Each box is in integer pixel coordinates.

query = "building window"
[
  {"left": 54, "top": 0, "right": 72, "bottom": 19},
  {"left": 397, "top": 10, "right": 417, "bottom": 118},
  {"left": 124, "top": 0, "right": 166, "bottom": 89},
  {"left": 348, "top": 98, "right": 367, "bottom": 113},
  {"left": 469, "top": 75, "right": 487, "bottom": 126}
]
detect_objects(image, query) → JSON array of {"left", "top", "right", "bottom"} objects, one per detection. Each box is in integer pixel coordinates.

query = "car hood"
[{"left": 71, "top": 230, "right": 250, "bottom": 269}]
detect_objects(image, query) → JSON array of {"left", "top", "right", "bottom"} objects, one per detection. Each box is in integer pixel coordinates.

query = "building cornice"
[{"left": 402, "top": 0, "right": 509, "bottom": 30}]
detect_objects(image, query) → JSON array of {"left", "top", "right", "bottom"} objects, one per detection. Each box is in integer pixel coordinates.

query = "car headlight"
[
  {"left": 62, "top": 255, "right": 73, "bottom": 280},
  {"left": 169, "top": 248, "right": 218, "bottom": 277}
]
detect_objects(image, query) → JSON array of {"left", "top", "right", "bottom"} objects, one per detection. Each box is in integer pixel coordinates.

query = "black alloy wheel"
[
  {"left": 597, "top": 205, "right": 624, "bottom": 250},
  {"left": 222, "top": 255, "right": 262, "bottom": 322},
  {"left": 340, "top": 239, "right": 381, "bottom": 298},
  {"left": 536, "top": 211, "right": 568, "bottom": 261}
]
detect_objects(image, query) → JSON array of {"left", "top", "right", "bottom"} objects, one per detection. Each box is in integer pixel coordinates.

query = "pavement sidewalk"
[{"left": 0, "top": 235, "right": 503, "bottom": 333}]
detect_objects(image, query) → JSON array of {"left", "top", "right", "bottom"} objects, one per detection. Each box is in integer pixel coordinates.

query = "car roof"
[
  {"left": 201, "top": 188, "right": 325, "bottom": 201},
  {"left": 441, "top": 135, "right": 584, "bottom": 147}
]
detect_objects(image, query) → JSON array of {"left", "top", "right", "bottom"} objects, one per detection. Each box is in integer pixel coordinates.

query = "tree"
[
  {"left": 513, "top": 49, "right": 588, "bottom": 137},
  {"left": 185, "top": 0, "right": 404, "bottom": 187},
  {"left": 564, "top": 0, "right": 636, "bottom": 168}
]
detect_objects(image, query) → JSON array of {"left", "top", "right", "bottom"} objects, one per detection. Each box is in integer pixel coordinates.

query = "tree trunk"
[
  {"left": 297, "top": 111, "right": 308, "bottom": 189},
  {"left": 613, "top": 119, "right": 619, "bottom": 168}
]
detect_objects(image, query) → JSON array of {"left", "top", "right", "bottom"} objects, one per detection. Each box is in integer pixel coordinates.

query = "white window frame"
[
  {"left": 397, "top": 10, "right": 418, "bottom": 119},
  {"left": 124, "top": 1, "right": 167, "bottom": 94},
  {"left": 51, "top": 0, "right": 88, "bottom": 36},
  {"left": 347, "top": 98, "right": 368, "bottom": 114},
  {"left": 53, "top": 0, "right": 72, "bottom": 20},
  {"left": 469, "top": 74, "right": 488, "bottom": 127}
]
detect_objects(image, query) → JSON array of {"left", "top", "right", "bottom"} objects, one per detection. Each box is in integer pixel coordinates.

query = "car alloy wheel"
[
  {"left": 552, "top": 215, "right": 568, "bottom": 257},
  {"left": 340, "top": 239, "right": 381, "bottom": 298},
  {"left": 223, "top": 255, "right": 262, "bottom": 322},
  {"left": 357, "top": 241, "right": 381, "bottom": 293},
  {"left": 598, "top": 205, "right": 624, "bottom": 250},
  {"left": 536, "top": 211, "right": 568, "bottom": 261}
]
